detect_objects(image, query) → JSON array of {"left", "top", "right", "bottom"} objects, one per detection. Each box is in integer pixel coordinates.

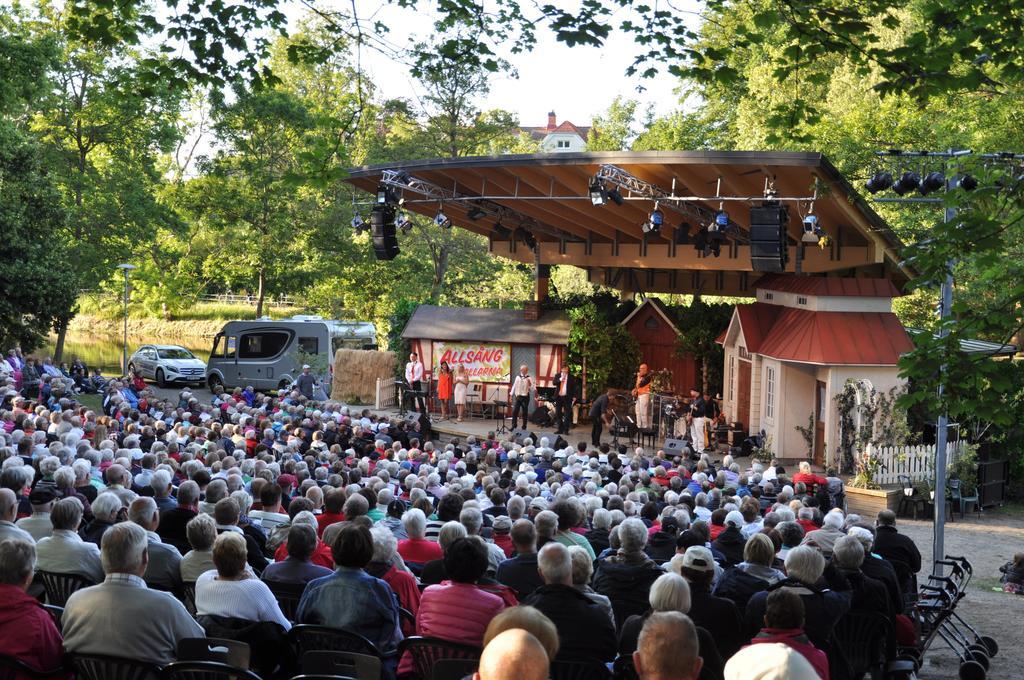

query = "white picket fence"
[
  {"left": 867, "top": 441, "right": 966, "bottom": 486},
  {"left": 375, "top": 377, "right": 397, "bottom": 410}
]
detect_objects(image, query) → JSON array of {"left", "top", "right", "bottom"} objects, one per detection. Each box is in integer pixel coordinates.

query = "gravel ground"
[{"left": 895, "top": 509, "right": 1024, "bottom": 679}]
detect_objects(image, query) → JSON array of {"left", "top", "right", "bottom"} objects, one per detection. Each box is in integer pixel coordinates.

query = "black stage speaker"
[
  {"left": 749, "top": 202, "right": 788, "bottom": 272},
  {"left": 512, "top": 428, "right": 530, "bottom": 445},
  {"left": 663, "top": 438, "right": 689, "bottom": 455},
  {"left": 371, "top": 207, "right": 399, "bottom": 260}
]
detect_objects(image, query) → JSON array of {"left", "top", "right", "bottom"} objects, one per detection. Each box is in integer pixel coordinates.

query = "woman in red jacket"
[
  {"left": 416, "top": 536, "right": 505, "bottom": 646},
  {"left": 792, "top": 461, "right": 828, "bottom": 494}
]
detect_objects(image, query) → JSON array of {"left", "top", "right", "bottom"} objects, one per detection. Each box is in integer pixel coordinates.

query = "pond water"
[{"left": 34, "top": 333, "right": 212, "bottom": 375}]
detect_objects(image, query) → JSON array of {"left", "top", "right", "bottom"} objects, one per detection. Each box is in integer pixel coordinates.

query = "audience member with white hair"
[
  {"left": 619, "top": 573, "right": 724, "bottom": 680},
  {"left": 594, "top": 517, "right": 665, "bottom": 629},
  {"left": 62, "top": 522, "right": 204, "bottom": 665},
  {"left": 35, "top": 497, "right": 104, "bottom": 583},
  {"left": 804, "top": 508, "right": 846, "bottom": 556},
  {"left": 523, "top": 542, "right": 616, "bottom": 664},
  {"left": 745, "top": 545, "right": 851, "bottom": 651}
]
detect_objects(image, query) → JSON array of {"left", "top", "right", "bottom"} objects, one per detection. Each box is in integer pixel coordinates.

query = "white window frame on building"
[{"left": 765, "top": 365, "right": 776, "bottom": 421}]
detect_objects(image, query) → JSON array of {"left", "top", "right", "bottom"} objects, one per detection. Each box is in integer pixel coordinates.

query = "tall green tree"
[
  {"left": 587, "top": 96, "right": 638, "bottom": 151},
  {"left": 190, "top": 87, "right": 329, "bottom": 318},
  {"left": 0, "top": 27, "right": 76, "bottom": 350},
  {"left": 21, "top": 3, "right": 184, "bottom": 359}
]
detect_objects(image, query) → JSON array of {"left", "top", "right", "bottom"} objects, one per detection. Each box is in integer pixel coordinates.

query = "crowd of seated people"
[{"left": 0, "top": 374, "right": 928, "bottom": 679}]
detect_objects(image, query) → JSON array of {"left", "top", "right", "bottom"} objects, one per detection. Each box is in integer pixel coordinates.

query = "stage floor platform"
[{"left": 374, "top": 406, "right": 696, "bottom": 453}]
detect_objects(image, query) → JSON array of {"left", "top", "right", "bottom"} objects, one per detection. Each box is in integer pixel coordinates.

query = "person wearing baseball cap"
[
  {"left": 712, "top": 510, "right": 747, "bottom": 567},
  {"left": 17, "top": 487, "right": 57, "bottom": 541},
  {"left": 676, "top": 546, "right": 745, "bottom": 659},
  {"left": 725, "top": 641, "right": 820, "bottom": 680}
]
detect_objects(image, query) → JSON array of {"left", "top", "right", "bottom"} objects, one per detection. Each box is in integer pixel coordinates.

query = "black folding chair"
[
  {"left": 301, "top": 650, "right": 380, "bottom": 680},
  {"left": 70, "top": 653, "right": 162, "bottom": 680},
  {"left": 265, "top": 580, "right": 308, "bottom": 622},
  {"left": 159, "top": 660, "right": 262, "bottom": 680},
  {"left": 177, "top": 638, "right": 251, "bottom": 669},
  {"left": 289, "top": 625, "right": 383, "bottom": 659},
  {"left": 399, "top": 607, "right": 416, "bottom": 632},
  {"left": 831, "top": 611, "right": 893, "bottom": 680},
  {"left": 38, "top": 570, "right": 95, "bottom": 607},
  {"left": 396, "top": 637, "right": 481, "bottom": 680},
  {"left": 180, "top": 581, "right": 197, "bottom": 617}
]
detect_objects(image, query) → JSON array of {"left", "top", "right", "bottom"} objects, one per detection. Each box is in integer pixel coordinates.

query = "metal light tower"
[
  {"left": 116, "top": 263, "right": 137, "bottom": 376},
  {"left": 868, "top": 149, "right": 976, "bottom": 575}
]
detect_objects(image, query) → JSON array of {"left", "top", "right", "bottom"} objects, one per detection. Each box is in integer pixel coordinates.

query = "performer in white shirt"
[
  {"left": 508, "top": 365, "right": 534, "bottom": 430},
  {"left": 404, "top": 352, "right": 426, "bottom": 413}
]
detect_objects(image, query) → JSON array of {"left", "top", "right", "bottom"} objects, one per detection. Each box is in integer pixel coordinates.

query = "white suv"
[{"left": 128, "top": 345, "right": 206, "bottom": 387}]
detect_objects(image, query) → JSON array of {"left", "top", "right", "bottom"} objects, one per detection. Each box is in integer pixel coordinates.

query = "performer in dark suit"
[
  {"left": 552, "top": 366, "right": 577, "bottom": 435},
  {"left": 589, "top": 390, "right": 612, "bottom": 446}
]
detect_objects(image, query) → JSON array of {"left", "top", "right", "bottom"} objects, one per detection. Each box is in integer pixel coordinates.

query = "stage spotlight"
[
  {"left": 467, "top": 206, "right": 487, "bottom": 221},
  {"left": 801, "top": 214, "right": 825, "bottom": 244},
  {"left": 434, "top": 210, "right": 452, "bottom": 228},
  {"left": 954, "top": 173, "right": 978, "bottom": 191},
  {"left": 892, "top": 171, "right": 921, "bottom": 196},
  {"left": 918, "top": 171, "right": 946, "bottom": 195},
  {"left": 644, "top": 205, "right": 664, "bottom": 235},
  {"left": 865, "top": 171, "right": 893, "bottom": 194},
  {"left": 493, "top": 221, "right": 512, "bottom": 239},
  {"left": 396, "top": 212, "right": 413, "bottom": 233},
  {"left": 711, "top": 210, "right": 729, "bottom": 232},
  {"left": 375, "top": 183, "right": 397, "bottom": 205},
  {"left": 589, "top": 179, "right": 607, "bottom": 206},
  {"left": 607, "top": 187, "right": 625, "bottom": 206}
]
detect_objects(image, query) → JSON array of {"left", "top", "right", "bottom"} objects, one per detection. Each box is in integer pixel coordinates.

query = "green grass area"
[
  {"left": 77, "top": 297, "right": 306, "bottom": 322},
  {"left": 75, "top": 393, "right": 103, "bottom": 412},
  {"left": 973, "top": 576, "right": 1007, "bottom": 593}
]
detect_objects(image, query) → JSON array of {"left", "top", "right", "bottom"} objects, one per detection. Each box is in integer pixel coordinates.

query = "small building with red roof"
[
  {"left": 718, "top": 274, "right": 913, "bottom": 467},
  {"left": 521, "top": 111, "right": 591, "bottom": 152}
]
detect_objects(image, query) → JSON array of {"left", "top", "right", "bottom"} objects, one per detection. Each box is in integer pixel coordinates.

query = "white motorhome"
[{"left": 205, "top": 315, "right": 377, "bottom": 391}]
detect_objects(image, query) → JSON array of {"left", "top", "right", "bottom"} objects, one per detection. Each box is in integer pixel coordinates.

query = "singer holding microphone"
[
  {"left": 509, "top": 364, "right": 534, "bottom": 430},
  {"left": 632, "top": 363, "right": 653, "bottom": 430}
]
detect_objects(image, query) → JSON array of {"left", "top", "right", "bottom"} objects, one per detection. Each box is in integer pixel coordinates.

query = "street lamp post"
[{"left": 116, "top": 264, "right": 136, "bottom": 377}]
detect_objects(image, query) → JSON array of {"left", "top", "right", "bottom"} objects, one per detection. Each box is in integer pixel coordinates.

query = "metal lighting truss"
[
  {"left": 377, "top": 169, "right": 582, "bottom": 242},
  {"left": 594, "top": 164, "right": 750, "bottom": 243}
]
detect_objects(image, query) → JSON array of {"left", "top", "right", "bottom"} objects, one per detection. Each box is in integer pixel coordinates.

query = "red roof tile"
[
  {"left": 735, "top": 304, "right": 782, "bottom": 354},
  {"left": 755, "top": 275, "right": 901, "bottom": 298},
  {"left": 730, "top": 303, "right": 912, "bottom": 365}
]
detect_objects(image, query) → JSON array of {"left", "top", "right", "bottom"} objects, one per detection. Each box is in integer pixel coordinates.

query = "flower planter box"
[{"left": 844, "top": 486, "right": 903, "bottom": 517}]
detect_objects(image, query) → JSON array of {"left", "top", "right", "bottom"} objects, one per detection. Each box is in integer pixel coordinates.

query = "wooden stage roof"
[{"left": 345, "top": 151, "right": 911, "bottom": 297}]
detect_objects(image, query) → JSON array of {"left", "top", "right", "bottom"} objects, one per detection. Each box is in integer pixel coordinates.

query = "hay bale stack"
[{"left": 331, "top": 349, "right": 397, "bottom": 404}]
